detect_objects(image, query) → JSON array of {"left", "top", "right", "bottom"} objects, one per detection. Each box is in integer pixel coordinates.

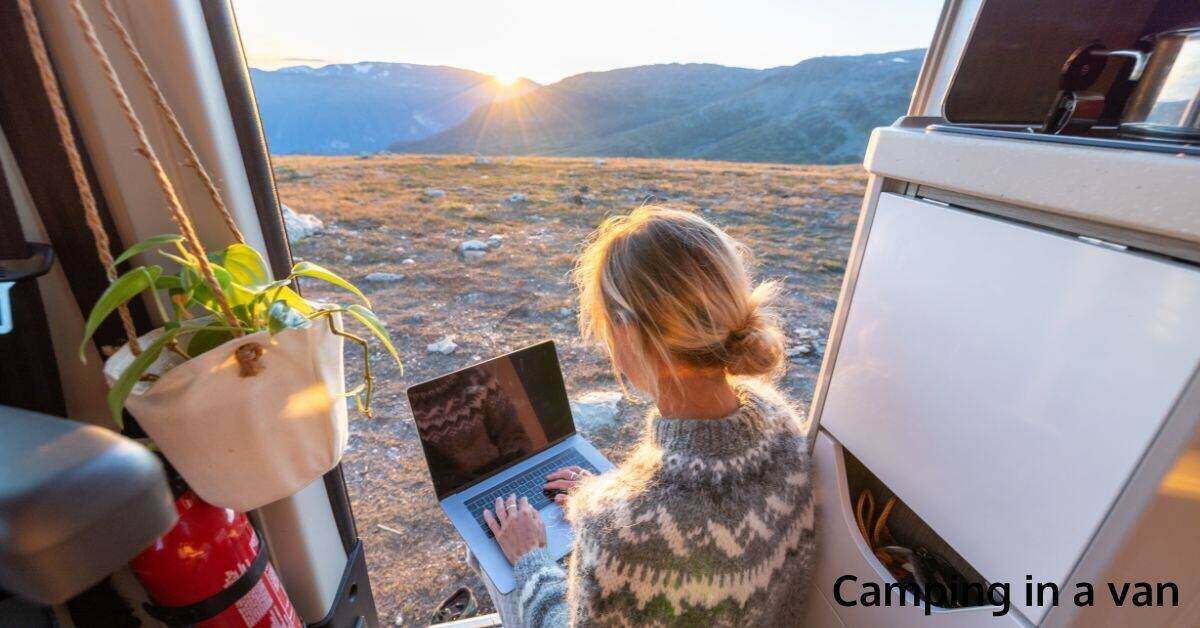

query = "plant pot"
[{"left": 103, "top": 314, "right": 348, "bottom": 512}]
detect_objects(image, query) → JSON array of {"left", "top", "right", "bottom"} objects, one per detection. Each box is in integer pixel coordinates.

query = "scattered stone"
[
  {"left": 364, "top": 272, "right": 404, "bottom": 283},
  {"left": 343, "top": 254, "right": 354, "bottom": 263},
  {"left": 424, "top": 188, "right": 446, "bottom": 198},
  {"left": 508, "top": 192, "right": 528, "bottom": 203},
  {"left": 401, "top": 258, "right": 415, "bottom": 265},
  {"left": 578, "top": 184, "right": 590, "bottom": 193},
  {"left": 788, "top": 327, "right": 822, "bottom": 359},
  {"left": 594, "top": 159, "right": 606, "bottom": 167},
  {"left": 460, "top": 239, "right": 489, "bottom": 253},
  {"left": 786, "top": 345, "right": 812, "bottom": 358},
  {"left": 473, "top": 154, "right": 492, "bottom": 165},
  {"left": 393, "top": 611, "right": 404, "bottom": 626},
  {"left": 457, "top": 185, "right": 472, "bottom": 192},
  {"left": 462, "top": 250, "right": 487, "bottom": 261},
  {"left": 558, "top": 307, "right": 573, "bottom": 318},
  {"left": 426, "top": 337, "right": 458, "bottom": 355},
  {"left": 486, "top": 234, "right": 503, "bottom": 248},
  {"left": 281, "top": 204, "right": 324, "bottom": 243},
  {"left": 571, "top": 391, "right": 623, "bottom": 432}
]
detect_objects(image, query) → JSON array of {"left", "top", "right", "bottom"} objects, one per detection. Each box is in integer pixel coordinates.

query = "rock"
[
  {"left": 343, "top": 254, "right": 354, "bottom": 263},
  {"left": 793, "top": 326, "right": 820, "bottom": 340},
  {"left": 593, "top": 159, "right": 606, "bottom": 167},
  {"left": 393, "top": 612, "right": 404, "bottom": 626},
  {"left": 281, "top": 204, "right": 324, "bottom": 243},
  {"left": 462, "top": 250, "right": 486, "bottom": 261},
  {"left": 578, "top": 185, "right": 590, "bottom": 193},
  {"left": 424, "top": 188, "right": 446, "bottom": 198},
  {"left": 473, "top": 153, "right": 492, "bottom": 165},
  {"left": 786, "top": 344, "right": 812, "bottom": 357},
  {"left": 571, "top": 391, "right": 623, "bottom": 432},
  {"left": 508, "top": 192, "right": 528, "bottom": 203},
  {"left": 788, "top": 327, "right": 822, "bottom": 359},
  {"left": 486, "top": 234, "right": 503, "bottom": 248},
  {"left": 558, "top": 307, "right": 573, "bottom": 318},
  {"left": 364, "top": 272, "right": 404, "bottom": 283},
  {"left": 426, "top": 337, "right": 458, "bottom": 355},
  {"left": 460, "top": 239, "right": 489, "bottom": 253},
  {"left": 401, "top": 258, "right": 415, "bottom": 265}
]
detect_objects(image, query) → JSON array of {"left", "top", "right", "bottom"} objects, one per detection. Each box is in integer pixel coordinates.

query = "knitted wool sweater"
[{"left": 513, "top": 378, "right": 815, "bottom": 627}]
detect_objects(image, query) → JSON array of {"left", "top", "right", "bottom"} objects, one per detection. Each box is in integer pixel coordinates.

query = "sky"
[{"left": 232, "top": 0, "right": 944, "bottom": 84}]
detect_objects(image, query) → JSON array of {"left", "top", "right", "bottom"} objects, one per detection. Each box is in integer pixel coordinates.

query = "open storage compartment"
[
  {"left": 841, "top": 447, "right": 990, "bottom": 611},
  {"left": 807, "top": 432, "right": 1026, "bottom": 627}
]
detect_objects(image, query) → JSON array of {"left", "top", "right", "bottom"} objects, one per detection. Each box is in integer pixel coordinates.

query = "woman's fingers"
[
  {"left": 519, "top": 496, "right": 534, "bottom": 516},
  {"left": 554, "top": 494, "right": 567, "bottom": 506},
  {"left": 494, "top": 496, "right": 507, "bottom": 525},
  {"left": 546, "top": 466, "right": 585, "bottom": 481},
  {"left": 483, "top": 508, "right": 501, "bottom": 537},
  {"left": 544, "top": 479, "right": 576, "bottom": 491},
  {"left": 506, "top": 493, "right": 518, "bottom": 518}
]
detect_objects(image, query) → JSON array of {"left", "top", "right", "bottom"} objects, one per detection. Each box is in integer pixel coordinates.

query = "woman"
[{"left": 482, "top": 206, "right": 815, "bottom": 626}]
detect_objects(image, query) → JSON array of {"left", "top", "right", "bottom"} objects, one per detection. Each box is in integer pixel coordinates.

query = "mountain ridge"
[{"left": 250, "top": 50, "right": 923, "bottom": 163}]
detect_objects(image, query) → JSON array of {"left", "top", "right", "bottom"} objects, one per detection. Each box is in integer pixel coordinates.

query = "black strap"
[
  {"left": 0, "top": 150, "right": 65, "bottom": 417},
  {"left": 142, "top": 534, "right": 272, "bottom": 627},
  {"left": 0, "top": 0, "right": 150, "bottom": 432}
]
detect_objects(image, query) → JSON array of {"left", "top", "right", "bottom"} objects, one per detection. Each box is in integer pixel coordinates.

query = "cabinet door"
[{"left": 818, "top": 193, "right": 1200, "bottom": 624}]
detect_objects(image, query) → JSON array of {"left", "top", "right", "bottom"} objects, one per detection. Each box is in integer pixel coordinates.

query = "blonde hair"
[
  {"left": 573, "top": 205, "right": 785, "bottom": 395},
  {"left": 566, "top": 206, "right": 784, "bottom": 520}
]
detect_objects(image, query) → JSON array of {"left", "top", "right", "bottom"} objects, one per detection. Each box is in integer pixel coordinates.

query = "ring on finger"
[{"left": 569, "top": 471, "right": 579, "bottom": 480}]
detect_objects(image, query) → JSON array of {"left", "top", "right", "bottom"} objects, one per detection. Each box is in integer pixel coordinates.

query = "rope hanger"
[{"left": 17, "top": 0, "right": 252, "bottom": 351}]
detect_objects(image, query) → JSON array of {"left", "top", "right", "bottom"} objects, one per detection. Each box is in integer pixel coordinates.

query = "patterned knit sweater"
[{"left": 513, "top": 379, "right": 815, "bottom": 627}]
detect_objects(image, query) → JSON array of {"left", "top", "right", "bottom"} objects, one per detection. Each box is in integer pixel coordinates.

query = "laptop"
[{"left": 406, "top": 340, "right": 614, "bottom": 594}]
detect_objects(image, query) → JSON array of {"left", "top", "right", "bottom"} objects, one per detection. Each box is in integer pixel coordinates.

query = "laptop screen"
[{"left": 407, "top": 341, "right": 576, "bottom": 499}]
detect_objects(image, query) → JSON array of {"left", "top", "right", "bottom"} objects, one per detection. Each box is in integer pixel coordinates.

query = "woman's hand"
[
  {"left": 483, "top": 494, "right": 547, "bottom": 565},
  {"left": 545, "top": 466, "right": 593, "bottom": 506}
]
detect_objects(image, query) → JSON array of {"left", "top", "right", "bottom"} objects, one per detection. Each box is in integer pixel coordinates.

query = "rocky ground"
[{"left": 274, "top": 154, "right": 865, "bottom": 625}]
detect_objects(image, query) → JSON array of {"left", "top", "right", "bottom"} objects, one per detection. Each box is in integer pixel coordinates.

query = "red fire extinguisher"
[{"left": 130, "top": 491, "right": 302, "bottom": 627}]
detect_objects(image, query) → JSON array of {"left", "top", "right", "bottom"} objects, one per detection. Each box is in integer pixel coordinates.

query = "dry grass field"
[{"left": 274, "top": 154, "right": 865, "bottom": 624}]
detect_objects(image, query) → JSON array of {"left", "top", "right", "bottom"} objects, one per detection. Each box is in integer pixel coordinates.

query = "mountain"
[
  {"left": 250, "top": 62, "right": 538, "bottom": 154},
  {"left": 393, "top": 49, "right": 924, "bottom": 164}
]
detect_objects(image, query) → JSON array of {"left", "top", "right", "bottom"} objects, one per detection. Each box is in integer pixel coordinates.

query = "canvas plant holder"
[
  {"left": 103, "top": 319, "right": 349, "bottom": 512},
  {"left": 19, "top": 0, "right": 349, "bottom": 512}
]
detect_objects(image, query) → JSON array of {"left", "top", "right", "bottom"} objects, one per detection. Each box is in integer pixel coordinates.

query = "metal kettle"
[{"left": 1045, "top": 27, "right": 1200, "bottom": 141}]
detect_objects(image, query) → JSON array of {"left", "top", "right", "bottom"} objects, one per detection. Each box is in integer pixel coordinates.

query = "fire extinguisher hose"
[{"left": 140, "top": 532, "right": 272, "bottom": 626}]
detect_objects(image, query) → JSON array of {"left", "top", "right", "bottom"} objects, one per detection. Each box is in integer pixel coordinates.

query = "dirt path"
[{"left": 275, "top": 154, "right": 865, "bottom": 625}]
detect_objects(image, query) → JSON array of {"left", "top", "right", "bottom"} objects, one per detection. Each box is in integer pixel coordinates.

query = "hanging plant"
[
  {"left": 21, "top": 0, "right": 400, "bottom": 511},
  {"left": 80, "top": 234, "right": 401, "bottom": 425}
]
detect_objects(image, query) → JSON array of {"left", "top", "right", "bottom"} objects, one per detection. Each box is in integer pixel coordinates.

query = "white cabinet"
[{"left": 815, "top": 193, "right": 1200, "bottom": 624}]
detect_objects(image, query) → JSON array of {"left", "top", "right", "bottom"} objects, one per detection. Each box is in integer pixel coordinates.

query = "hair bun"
[{"left": 723, "top": 290, "right": 785, "bottom": 377}]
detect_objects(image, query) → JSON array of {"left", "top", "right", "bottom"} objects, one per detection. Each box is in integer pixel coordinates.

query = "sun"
[{"left": 493, "top": 72, "right": 520, "bottom": 87}]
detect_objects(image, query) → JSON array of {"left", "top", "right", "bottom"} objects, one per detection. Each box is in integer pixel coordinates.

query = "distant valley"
[{"left": 251, "top": 49, "right": 923, "bottom": 164}]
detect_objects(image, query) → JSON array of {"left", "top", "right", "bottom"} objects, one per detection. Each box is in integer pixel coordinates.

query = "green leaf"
[
  {"left": 345, "top": 304, "right": 402, "bottom": 370},
  {"left": 211, "top": 243, "right": 270, "bottom": 289},
  {"left": 106, "top": 328, "right": 181, "bottom": 427},
  {"left": 111, "top": 234, "right": 183, "bottom": 269},
  {"left": 79, "top": 266, "right": 162, "bottom": 361},
  {"left": 272, "top": 285, "right": 314, "bottom": 315},
  {"left": 290, "top": 261, "right": 370, "bottom": 307},
  {"left": 181, "top": 262, "right": 235, "bottom": 313},
  {"left": 154, "top": 275, "right": 182, "bottom": 291},
  {"left": 185, "top": 326, "right": 233, "bottom": 357},
  {"left": 267, "top": 301, "right": 311, "bottom": 335}
]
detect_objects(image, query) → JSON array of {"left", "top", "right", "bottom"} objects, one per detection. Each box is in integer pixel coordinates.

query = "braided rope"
[
  {"left": 66, "top": 0, "right": 243, "bottom": 334},
  {"left": 16, "top": 0, "right": 143, "bottom": 354},
  {"left": 98, "top": 0, "right": 246, "bottom": 245}
]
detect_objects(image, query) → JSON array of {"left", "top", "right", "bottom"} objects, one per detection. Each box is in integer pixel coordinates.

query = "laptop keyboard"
[{"left": 465, "top": 449, "right": 599, "bottom": 538}]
